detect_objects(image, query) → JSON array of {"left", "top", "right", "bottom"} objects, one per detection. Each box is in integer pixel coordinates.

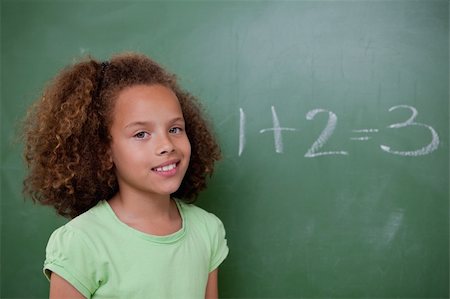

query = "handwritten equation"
[{"left": 238, "top": 105, "right": 440, "bottom": 157}]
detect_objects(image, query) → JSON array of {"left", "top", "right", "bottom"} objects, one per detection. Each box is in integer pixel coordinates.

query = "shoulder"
[
  {"left": 47, "top": 201, "right": 110, "bottom": 247},
  {"left": 68, "top": 200, "right": 109, "bottom": 228},
  {"left": 177, "top": 201, "right": 229, "bottom": 271},
  {"left": 177, "top": 201, "right": 223, "bottom": 227},
  {"left": 44, "top": 203, "right": 109, "bottom": 297},
  {"left": 177, "top": 200, "right": 227, "bottom": 243}
]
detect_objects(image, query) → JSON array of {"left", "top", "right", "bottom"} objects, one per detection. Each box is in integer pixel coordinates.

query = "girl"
[{"left": 23, "top": 52, "right": 228, "bottom": 299}]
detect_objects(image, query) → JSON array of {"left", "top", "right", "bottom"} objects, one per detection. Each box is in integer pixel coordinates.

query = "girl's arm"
[
  {"left": 205, "top": 269, "right": 219, "bottom": 299},
  {"left": 49, "top": 272, "right": 85, "bottom": 299}
]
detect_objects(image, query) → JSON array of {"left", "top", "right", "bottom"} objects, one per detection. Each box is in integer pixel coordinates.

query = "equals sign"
[{"left": 350, "top": 129, "right": 379, "bottom": 141}]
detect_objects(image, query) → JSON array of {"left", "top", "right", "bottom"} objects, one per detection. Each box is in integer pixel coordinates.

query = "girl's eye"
[
  {"left": 134, "top": 131, "right": 150, "bottom": 139},
  {"left": 169, "top": 127, "right": 183, "bottom": 134}
]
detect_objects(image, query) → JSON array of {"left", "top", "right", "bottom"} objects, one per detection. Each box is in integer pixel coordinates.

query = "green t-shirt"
[{"left": 43, "top": 200, "right": 229, "bottom": 298}]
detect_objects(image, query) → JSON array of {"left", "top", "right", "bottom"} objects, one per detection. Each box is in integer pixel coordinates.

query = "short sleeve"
[
  {"left": 43, "top": 225, "right": 100, "bottom": 298},
  {"left": 208, "top": 216, "right": 229, "bottom": 272}
]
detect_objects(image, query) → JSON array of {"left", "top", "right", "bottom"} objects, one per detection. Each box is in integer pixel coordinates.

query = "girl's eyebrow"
[
  {"left": 125, "top": 121, "right": 151, "bottom": 129},
  {"left": 171, "top": 117, "right": 185, "bottom": 124},
  {"left": 124, "top": 117, "right": 185, "bottom": 129}
]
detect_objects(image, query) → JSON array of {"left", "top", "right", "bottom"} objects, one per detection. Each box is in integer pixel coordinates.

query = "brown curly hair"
[{"left": 23, "top": 52, "right": 221, "bottom": 219}]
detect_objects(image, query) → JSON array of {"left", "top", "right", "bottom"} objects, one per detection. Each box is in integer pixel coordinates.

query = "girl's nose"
[{"left": 156, "top": 134, "right": 175, "bottom": 155}]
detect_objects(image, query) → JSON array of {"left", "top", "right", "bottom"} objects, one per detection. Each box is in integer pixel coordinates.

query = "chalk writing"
[
  {"left": 238, "top": 105, "right": 440, "bottom": 157},
  {"left": 305, "top": 109, "right": 349, "bottom": 157},
  {"left": 258, "top": 106, "right": 298, "bottom": 154},
  {"left": 380, "top": 105, "right": 439, "bottom": 156},
  {"left": 351, "top": 129, "right": 379, "bottom": 141},
  {"left": 238, "top": 108, "right": 246, "bottom": 156}
]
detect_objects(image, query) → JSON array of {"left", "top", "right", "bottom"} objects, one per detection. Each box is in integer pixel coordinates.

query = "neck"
[
  {"left": 107, "top": 190, "right": 182, "bottom": 236},
  {"left": 108, "top": 188, "right": 175, "bottom": 222}
]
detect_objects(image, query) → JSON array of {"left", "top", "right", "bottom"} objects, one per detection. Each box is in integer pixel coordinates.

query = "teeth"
[{"left": 154, "top": 163, "right": 176, "bottom": 172}]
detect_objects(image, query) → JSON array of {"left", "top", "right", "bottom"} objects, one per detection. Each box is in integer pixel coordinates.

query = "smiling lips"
[{"left": 152, "top": 162, "right": 179, "bottom": 176}]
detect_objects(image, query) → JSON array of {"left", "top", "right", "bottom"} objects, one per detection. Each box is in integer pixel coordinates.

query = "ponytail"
[{"left": 23, "top": 58, "right": 116, "bottom": 218}]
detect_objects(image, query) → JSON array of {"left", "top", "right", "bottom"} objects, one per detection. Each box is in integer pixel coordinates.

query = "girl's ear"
[{"left": 106, "top": 148, "right": 114, "bottom": 170}]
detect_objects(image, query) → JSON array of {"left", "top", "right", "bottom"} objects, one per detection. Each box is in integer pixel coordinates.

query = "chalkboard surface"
[{"left": 1, "top": 1, "right": 448, "bottom": 298}]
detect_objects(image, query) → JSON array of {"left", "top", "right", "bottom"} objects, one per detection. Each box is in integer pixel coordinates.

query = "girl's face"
[{"left": 109, "top": 84, "right": 191, "bottom": 199}]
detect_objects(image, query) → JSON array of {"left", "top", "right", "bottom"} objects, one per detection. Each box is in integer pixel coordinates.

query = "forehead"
[{"left": 112, "top": 84, "right": 183, "bottom": 123}]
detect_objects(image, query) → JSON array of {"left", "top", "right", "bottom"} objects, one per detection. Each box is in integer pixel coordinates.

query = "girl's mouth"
[
  {"left": 151, "top": 161, "right": 180, "bottom": 176},
  {"left": 152, "top": 163, "right": 177, "bottom": 173}
]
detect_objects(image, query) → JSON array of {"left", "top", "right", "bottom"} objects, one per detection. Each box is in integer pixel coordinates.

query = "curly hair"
[{"left": 23, "top": 52, "right": 221, "bottom": 219}]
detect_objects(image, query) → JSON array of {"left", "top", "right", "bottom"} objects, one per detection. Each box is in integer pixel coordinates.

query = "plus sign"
[{"left": 259, "top": 106, "right": 298, "bottom": 154}]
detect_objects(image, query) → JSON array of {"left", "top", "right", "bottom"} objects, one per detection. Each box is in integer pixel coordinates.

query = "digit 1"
[{"left": 238, "top": 108, "right": 246, "bottom": 156}]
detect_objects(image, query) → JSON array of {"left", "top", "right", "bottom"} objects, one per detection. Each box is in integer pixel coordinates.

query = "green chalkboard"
[{"left": 1, "top": 1, "right": 448, "bottom": 298}]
